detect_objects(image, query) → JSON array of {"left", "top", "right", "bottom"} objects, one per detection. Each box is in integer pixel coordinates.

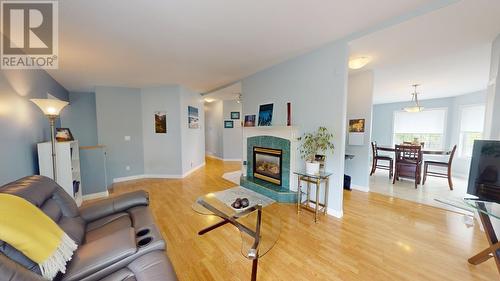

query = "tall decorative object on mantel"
[
  {"left": 297, "top": 127, "right": 335, "bottom": 175},
  {"left": 287, "top": 102, "right": 291, "bottom": 126},
  {"left": 30, "top": 98, "right": 69, "bottom": 181}
]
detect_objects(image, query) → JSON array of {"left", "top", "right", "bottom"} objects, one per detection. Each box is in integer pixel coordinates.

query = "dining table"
[{"left": 376, "top": 145, "right": 451, "bottom": 155}]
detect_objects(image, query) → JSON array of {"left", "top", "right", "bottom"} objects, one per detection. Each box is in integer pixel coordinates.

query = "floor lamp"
[{"left": 30, "top": 98, "right": 69, "bottom": 181}]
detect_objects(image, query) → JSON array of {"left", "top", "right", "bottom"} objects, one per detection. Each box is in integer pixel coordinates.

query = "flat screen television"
[{"left": 467, "top": 140, "right": 500, "bottom": 202}]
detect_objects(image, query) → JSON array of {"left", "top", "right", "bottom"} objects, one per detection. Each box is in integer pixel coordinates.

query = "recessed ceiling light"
[
  {"left": 349, "top": 56, "right": 371, "bottom": 70},
  {"left": 204, "top": 97, "right": 215, "bottom": 103}
]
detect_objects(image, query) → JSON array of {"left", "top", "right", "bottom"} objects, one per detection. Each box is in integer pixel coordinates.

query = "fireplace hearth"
[{"left": 253, "top": 147, "right": 282, "bottom": 185}]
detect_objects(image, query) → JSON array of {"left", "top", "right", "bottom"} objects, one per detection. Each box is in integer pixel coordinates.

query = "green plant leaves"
[{"left": 298, "top": 126, "right": 335, "bottom": 161}]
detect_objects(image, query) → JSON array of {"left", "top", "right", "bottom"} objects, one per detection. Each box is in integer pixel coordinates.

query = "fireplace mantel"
[{"left": 242, "top": 126, "right": 299, "bottom": 192}]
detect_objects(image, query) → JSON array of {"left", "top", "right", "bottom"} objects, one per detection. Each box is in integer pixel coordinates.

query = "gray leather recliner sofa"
[{"left": 0, "top": 175, "right": 178, "bottom": 281}]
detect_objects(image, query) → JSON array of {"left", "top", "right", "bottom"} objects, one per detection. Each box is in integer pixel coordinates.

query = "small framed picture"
[
  {"left": 188, "top": 106, "right": 199, "bottom": 129},
  {"left": 230, "top": 111, "right": 240, "bottom": 120},
  {"left": 349, "top": 119, "right": 365, "bottom": 133},
  {"left": 244, "top": 114, "right": 256, "bottom": 127},
  {"left": 55, "top": 128, "right": 74, "bottom": 142},
  {"left": 224, "top": 120, "right": 234, "bottom": 128},
  {"left": 154, "top": 111, "right": 167, "bottom": 134}
]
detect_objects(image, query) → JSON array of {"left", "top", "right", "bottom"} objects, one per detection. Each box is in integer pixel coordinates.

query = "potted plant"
[{"left": 297, "top": 127, "right": 335, "bottom": 175}]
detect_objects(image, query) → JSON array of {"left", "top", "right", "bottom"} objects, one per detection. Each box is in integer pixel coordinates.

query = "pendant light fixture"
[{"left": 403, "top": 84, "right": 424, "bottom": 113}]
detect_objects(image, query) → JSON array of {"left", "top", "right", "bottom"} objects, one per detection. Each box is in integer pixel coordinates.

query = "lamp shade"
[
  {"left": 403, "top": 106, "right": 424, "bottom": 113},
  {"left": 30, "top": 99, "right": 69, "bottom": 116},
  {"left": 349, "top": 57, "right": 371, "bottom": 70}
]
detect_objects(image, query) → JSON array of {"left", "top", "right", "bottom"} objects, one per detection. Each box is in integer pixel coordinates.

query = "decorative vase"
[{"left": 305, "top": 161, "right": 320, "bottom": 175}]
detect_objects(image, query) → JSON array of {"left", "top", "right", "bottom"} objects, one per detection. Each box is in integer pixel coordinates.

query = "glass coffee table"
[
  {"left": 193, "top": 192, "right": 281, "bottom": 281},
  {"left": 435, "top": 197, "right": 500, "bottom": 274}
]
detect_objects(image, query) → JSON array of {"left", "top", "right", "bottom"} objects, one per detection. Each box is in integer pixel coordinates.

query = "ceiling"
[
  {"left": 47, "top": 0, "right": 438, "bottom": 92},
  {"left": 349, "top": 0, "right": 500, "bottom": 104},
  {"left": 203, "top": 83, "right": 241, "bottom": 102}
]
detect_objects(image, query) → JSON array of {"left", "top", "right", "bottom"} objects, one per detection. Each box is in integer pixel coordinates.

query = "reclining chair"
[{"left": 0, "top": 175, "right": 177, "bottom": 281}]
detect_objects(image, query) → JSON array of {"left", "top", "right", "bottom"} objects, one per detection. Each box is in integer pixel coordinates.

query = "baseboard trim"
[
  {"left": 142, "top": 174, "right": 183, "bottom": 179},
  {"left": 351, "top": 184, "right": 369, "bottom": 192},
  {"left": 182, "top": 162, "right": 206, "bottom": 177},
  {"left": 327, "top": 207, "right": 343, "bottom": 218},
  {"left": 206, "top": 154, "right": 223, "bottom": 160},
  {"left": 82, "top": 191, "right": 109, "bottom": 201},
  {"left": 206, "top": 154, "right": 241, "bottom": 162},
  {"left": 113, "top": 175, "right": 144, "bottom": 183}
]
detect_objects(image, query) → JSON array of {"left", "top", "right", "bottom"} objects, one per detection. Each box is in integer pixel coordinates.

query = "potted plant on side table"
[{"left": 298, "top": 126, "right": 335, "bottom": 175}]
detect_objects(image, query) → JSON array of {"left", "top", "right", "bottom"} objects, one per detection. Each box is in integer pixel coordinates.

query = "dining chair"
[
  {"left": 393, "top": 145, "right": 422, "bottom": 189},
  {"left": 422, "top": 145, "right": 457, "bottom": 190},
  {"left": 370, "top": 142, "right": 393, "bottom": 178}
]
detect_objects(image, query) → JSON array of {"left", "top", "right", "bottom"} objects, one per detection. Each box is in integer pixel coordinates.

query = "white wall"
[
  {"left": 242, "top": 41, "right": 349, "bottom": 218},
  {"left": 204, "top": 100, "right": 223, "bottom": 158},
  {"left": 141, "top": 86, "right": 183, "bottom": 176},
  {"left": 485, "top": 34, "right": 500, "bottom": 139},
  {"left": 345, "top": 71, "right": 374, "bottom": 191},
  {"left": 180, "top": 87, "right": 206, "bottom": 175},
  {"left": 222, "top": 100, "right": 242, "bottom": 160}
]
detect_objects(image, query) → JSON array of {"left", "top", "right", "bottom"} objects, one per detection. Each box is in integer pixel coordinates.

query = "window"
[
  {"left": 393, "top": 108, "right": 447, "bottom": 149},
  {"left": 458, "top": 105, "right": 485, "bottom": 157}
]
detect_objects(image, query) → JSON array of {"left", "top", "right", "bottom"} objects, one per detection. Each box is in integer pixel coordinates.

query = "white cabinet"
[{"left": 37, "top": 141, "right": 83, "bottom": 206}]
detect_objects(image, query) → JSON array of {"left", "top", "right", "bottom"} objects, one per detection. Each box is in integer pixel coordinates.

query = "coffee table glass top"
[
  {"left": 435, "top": 197, "right": 500, "bottom": 220},
  {"left": 293, "top": 170, "right": 333, "bottom": 179},
  {"left": 192, "top": 192, "right": 281, "bottom": 259}
]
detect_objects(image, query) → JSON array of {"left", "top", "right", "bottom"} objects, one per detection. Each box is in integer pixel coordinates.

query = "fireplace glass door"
[{"left": 253, "top": 147, "right": 282, "bottom": 185}]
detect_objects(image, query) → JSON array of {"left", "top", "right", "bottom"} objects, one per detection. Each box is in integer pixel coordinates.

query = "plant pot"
[{"left": 305, "top": 161, "right": 320, "bottom": 175}]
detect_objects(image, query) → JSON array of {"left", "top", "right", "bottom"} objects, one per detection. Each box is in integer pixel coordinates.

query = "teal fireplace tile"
[{"left": 240, "top": 176, "right": 297, "bottom": 203}]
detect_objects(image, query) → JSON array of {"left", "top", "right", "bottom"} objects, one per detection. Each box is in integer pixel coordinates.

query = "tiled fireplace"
[{"left": 240, "top": 127, "right": 299, "bottom": 203}]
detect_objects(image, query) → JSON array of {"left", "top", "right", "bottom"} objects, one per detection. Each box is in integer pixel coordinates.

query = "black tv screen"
[{"left": 467, "top": 140, "right": 500, "bottom": 202}]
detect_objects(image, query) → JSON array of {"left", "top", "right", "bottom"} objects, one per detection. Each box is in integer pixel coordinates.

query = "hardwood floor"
[{"left": 111, "top": 157, "right": 498, "bottom": 280}]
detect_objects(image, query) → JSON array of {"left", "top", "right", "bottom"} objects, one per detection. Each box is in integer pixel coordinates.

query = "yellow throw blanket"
[{"left": 0, "top": 193, "right": 77, "bottom": 280}]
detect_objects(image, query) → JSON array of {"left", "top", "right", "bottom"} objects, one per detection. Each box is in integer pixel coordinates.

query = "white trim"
[
  {"left": 112, "top": 163, "right": 206, "bottom": 184},
  {"left": 82, "top": 191, "right": 109, "bottom": 201},
  {"left": 142, "top": 174, "right": 183, "bottom": 179},
  {"left": 351, "top": 184, "right": 369, "bottom": 192},
  {"left": 327, "top": 207, "right": 343, "bottom": 218},
  {"left": 113, "top": 175, "right": 144, "bottom": 183},
  {"left": 182, "top": 162, "right": 206, "bottom": 177},
  {"left": 206, "top": 154, "right": 223, "bottom": 160},
  {"left": 206, "top": 154, "right": 242, "bottom": 162}
]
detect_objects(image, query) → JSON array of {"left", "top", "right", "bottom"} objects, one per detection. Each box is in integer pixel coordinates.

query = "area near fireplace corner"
[{"left": 241, "top": 126, "right": 299, "bottom": 203}]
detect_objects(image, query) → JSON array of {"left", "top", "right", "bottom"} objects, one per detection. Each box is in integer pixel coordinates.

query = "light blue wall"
[
  {"left": 141, "top": 86, "right": 183, "bottom": 176},
  {"left": 61, "top": 92, "right": 98, "bottom": 146},
  {"left": 95, "top": 86, "right": 144, "bottom": 185},
  {"left": 222, "top": 100, "right": 242, "bottom": 160},
  {"left": 80, "top": 147, "right": 107, "bottom": 195},
  {"left": 242, "top": 41, "right": 348, "bottom": 217},
  {"left": 204, "top": 100, "right": 223, "bottom": 158},
  {"left": 180, "top": 86, "right": 205, "bottom": 174},
  {"left": 345, "top": 71, "right": 374, "bottom": 190},
  {"left": 0, "top": 70, "right": 68, "bottom": 185}
]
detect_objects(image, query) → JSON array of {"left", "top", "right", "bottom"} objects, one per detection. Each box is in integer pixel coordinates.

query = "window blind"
[{"left": 393, "top": 109, "right": 447, "bottom": 134}]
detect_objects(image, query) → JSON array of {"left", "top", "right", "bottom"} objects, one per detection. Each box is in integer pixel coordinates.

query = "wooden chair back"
[
  {"left": 402, "top": 141, "right": 425, "bottom": 148},
  {"left": 395, "top": 145, "right": 422, "bottom": 163},
  {"left": 448, "top": 145, "right": 457, "bottom": 165},
  {"left": 371, "top": 142, "right": 378, "bottom": 158}
]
